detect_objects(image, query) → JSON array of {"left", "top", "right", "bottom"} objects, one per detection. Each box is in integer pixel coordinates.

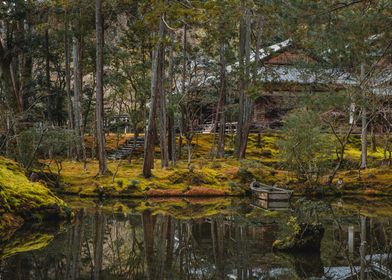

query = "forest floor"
[{"left": 43, "top": 132, "right": 392, "bottom": 198}]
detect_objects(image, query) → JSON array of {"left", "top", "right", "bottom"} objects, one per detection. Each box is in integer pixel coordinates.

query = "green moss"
[
  {"left": 49, "top": 132, "right": 392, "bottom": 197},
  {"left": 0, "top": 232, "right": 54, "bottom": 259},
  {"left": 134, "top": 198, "right": 232, "bottom": 219},
  {"left": 0, "top": 157, "right": 70, "bottom": 231}
]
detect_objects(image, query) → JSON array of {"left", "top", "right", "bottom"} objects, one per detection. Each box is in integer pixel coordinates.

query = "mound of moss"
[
  {"left": 169, "top": 169, "right": 217, "bottom": 185},
  {"left": 0, "top": 157, "right": 70, "bottom": 235}
]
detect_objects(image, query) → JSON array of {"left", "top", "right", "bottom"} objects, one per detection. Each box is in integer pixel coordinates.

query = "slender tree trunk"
[
  {"left": 217, "top": 106, "right": 226, "bottom": 158},
  {"left": 142, "top": 211, "right": 156, "bottom": 280},
  {"left": 77, "top": 27, "right": 87, "bottom": 164},
  {"left": 167, "top": 31, "right": 176, "bottom": 165},
  {"left": 371, "top": 122, "right": 377, "bottom": 152},
  {"left": 360, "top": 63, "right": 367, "bottom": 169},
  {"left": 212, "top": 38, "right": 227, "bottom": 159},
  {"left": 93, "top": 209, "right": 105, "bottom": 280},
  {"left": 236, "top": 6, "right": 252, "bottom": 159},
  {"left": 182, "top": 23, "right": 187, "bottom": 105},
  {"left": 178, "top": 125, "right": 183, "bottom": 160},
  {"left": 327, "top": 121, "right": 355, "bottom": 185},
  {"left": 73, "top": 37, "right": 82, "bottom": 159},
  {"left": 143, "top": 15, "right": 166, "bottom": 178},
  {"left": 187, "top": 136, "right": 192, "bottom": 168},
  {"left": 253, "top": 15, "right": 263, "bottom": 151},
  {"left": 159, "top": 40, "right": 169, "bottom": 168},
  {"left": 65, "top": 10, "right": 74, "bottom": 129},
  {"left": 45, "top": 29, "right": 52, "bottom": 121},
  {"left": 177, "top": 23, "right": 187, "bottom": 162},
  {"left": 235, "top": 10, "right": 245, "bottom": 157},
  {"left": 95, "top": 0, "right": 107, "bottom": 175}
]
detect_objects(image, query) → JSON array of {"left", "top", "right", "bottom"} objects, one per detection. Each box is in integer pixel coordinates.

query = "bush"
[
  {"left": 17, "top": 126, "right": 79, "bottom": 166},
  {"left": 278, "top": 109, "right": 333, "bottom": 185}
]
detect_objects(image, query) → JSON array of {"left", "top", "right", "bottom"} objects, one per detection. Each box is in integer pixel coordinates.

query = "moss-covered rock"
[{"left": 0, "top": 157, "right": 70, "bottom": 234}]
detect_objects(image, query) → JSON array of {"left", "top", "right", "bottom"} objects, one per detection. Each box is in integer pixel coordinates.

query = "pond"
[{"left": 1, "top": 196, "right": 392, "bottom": 279}]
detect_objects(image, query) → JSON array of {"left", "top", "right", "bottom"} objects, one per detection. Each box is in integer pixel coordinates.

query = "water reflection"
[{"left": 1, "top": 197, "right": 392, "bottom": 279}]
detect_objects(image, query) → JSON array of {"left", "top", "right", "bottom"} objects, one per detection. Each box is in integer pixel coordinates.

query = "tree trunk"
[
  {"left": 93, "top": 209, "right": 105, "bottom": 280},
  {"left": 177, "top": 23, "right": 187, "bottom": 162},
  {"left": 253, "top": 15, "right": 263, "bottom": 151},
  {"left": 159, "top": 37, "right": 169, "bottom": 168},
  {"left": 78, "top": 37, "right": 87, "bottom": 166},
  {"left": 236, "top": 7, "right": 252, "bottom": 159},
  {"left": 65, "top": 10, "right": 74, "bottom": 129},
  {"left": 235, "top": 10, "right": 245, "bottom": 157},
  {"left": 143, "top": 15, "right": 166, "bottom": 178},
  {"left": 73, "top": 37, "right": 82, "bottom": 160},
  {"left": 178, "top": 126, "right": 183, "bottom": 160},
  {"left": 360, "top": 63, "right": 367, "bottom": 169},
  {"left": 371, "top": 122, "right": 377, "bottom": 153},
  {"left": 212, "top": 38, "right": 227, "bottom": 159},
  {"left": 142, "top": 211, "right": 156, "bottom": 280},
  {"left": 327, "top": 121, "right": 355, "bottom": 185},
  {"left": 45, "top": 29, "right": 52, "bottom": 121},
  {"left": 167, "top": 31, "right": 176, "bottom": 165},
  {"left": 95, "top": 0, "right": 107, "bottom": 175}
]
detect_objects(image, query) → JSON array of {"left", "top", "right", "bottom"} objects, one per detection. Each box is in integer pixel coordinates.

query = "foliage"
[
  {"left": 278, "top": 109, "right": 333, "bottom": 185},
  {"left": 294, "top": 198, "right": 330, "bottom": 224},
  {"left": 17, "top": 126, "right": 79, "bottom": 166}
]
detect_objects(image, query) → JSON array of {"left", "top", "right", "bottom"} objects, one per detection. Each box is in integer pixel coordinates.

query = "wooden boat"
[
  {"left": 250, "top": 181, "right": 293, "bottom": 201},
  {"left": 251, "top": 198, "right": 291, "bottom": 211}
]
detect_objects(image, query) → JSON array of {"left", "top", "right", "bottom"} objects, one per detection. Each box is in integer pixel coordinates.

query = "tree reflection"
[{"left": 2, "top": 198, "right": 392, "bottom": 279}]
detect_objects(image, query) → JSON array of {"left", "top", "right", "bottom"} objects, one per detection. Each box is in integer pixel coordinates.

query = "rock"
[{"left": 273, "top": 217, "right": 324, "bottom": 252}]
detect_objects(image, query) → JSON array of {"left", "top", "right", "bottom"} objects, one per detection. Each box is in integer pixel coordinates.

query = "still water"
[{"left": 1, "top": 196, "right": 392, "bottom": 280}]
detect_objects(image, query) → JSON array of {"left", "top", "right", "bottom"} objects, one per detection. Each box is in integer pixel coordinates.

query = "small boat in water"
[
  {"left": 251, "top": 198, "right": 291, "bottom": 210},
  {"left": 250, "top": 181, "right": 293, "bottom": 201}
]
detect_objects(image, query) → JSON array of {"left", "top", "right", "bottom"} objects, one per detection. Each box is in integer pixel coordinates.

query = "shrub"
[
  {"left": 17, "top": 126, "right": 79, "bottom": 166},
  {"left": 278, "top": 109, "right": 333, "bottom": 185}
]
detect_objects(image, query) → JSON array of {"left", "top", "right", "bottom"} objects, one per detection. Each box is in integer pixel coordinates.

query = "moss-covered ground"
[
  {"left": 41, "top": 132, "right": 391, "bottom": 197},
  {"left": 0, "top": 157, "right": 70, "bottom": 238}
]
